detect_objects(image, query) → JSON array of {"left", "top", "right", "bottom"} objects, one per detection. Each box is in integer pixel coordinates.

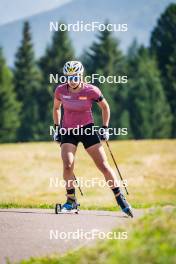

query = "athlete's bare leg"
[
  {"left": 86, "top": 142, "right": 133, "bottom": 217},
  {"left": 86, "top": 143, "right": 119, "bottom": 189},
  {"left": 61, "top": 143, "right": 77, "bottom": 190}
]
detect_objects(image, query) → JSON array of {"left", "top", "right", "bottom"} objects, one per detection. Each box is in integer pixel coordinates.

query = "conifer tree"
[
  {"left": 128, "top": 47, "right": 172, "bottom": 139},
  {"left": 14, "top": 21, "right": 41, "bottom": 141},
  {"left": 0, "top": 48, "right": 20, "bottom": 142},
  {"left": 150, "top": 4, "right": 176, "bottom": 136}
]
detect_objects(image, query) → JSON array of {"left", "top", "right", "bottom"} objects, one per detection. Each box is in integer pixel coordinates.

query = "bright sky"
[{"left": 0, "top": 0, "right": 73, "bottom": 25}]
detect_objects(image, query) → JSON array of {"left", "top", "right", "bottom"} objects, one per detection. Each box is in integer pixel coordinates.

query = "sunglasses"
[{"left": 67, "top": 75, "right": 81, "bottom": 82}]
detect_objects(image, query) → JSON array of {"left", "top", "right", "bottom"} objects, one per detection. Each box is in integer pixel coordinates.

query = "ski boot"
[
  {"left": 116, "top": 192, "right": 133, "bottom": 218},
  {"left": 55, "top": 196, "right": 80, "bottom": 214}
]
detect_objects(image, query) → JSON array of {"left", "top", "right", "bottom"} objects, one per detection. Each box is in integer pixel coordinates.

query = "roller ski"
[
  {"left": 55, "top": 196, "right": 80, "bottom": 214},
  {"left": 116, "top": 192, "right": 133, "bottom": 218}
]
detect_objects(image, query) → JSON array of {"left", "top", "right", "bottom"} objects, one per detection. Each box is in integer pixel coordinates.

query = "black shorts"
[{"left": 61, "top": 123, "right": 101, "bottom": 149}]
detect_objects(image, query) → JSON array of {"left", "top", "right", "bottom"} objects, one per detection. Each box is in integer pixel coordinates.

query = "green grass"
[
  {"left": 0, "top": 140, "right": 176, "bottom": 209},
  {"left": 1, "top": 141, "right": 175, "bottom": 264},
  {"left": 15, "top": 208, "right": 176, "bottom": 264},
  {"left": 1, "top": 202, "right": 176, "bottom": 211}
]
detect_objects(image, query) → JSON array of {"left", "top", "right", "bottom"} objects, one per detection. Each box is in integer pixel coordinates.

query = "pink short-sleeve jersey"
[{"left": 54, "top": 83, "right": 103, "bottom": 128}]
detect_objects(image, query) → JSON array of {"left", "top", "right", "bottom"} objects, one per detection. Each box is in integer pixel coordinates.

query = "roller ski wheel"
[{"left": 55, "top": 202, "right": 80, "bottom": 214}]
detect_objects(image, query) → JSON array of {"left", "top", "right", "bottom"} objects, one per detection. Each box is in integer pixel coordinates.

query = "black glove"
[
  {"left": 53, "top": 125, "right": 61, "bottom": 142},
  {"left": 98, "top": 126, "right": 110, "bottom": 141}
]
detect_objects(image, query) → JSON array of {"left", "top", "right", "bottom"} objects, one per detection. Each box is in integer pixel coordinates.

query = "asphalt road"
[{"left": 0, "top": 209, "right": 144, "bottom": 264}]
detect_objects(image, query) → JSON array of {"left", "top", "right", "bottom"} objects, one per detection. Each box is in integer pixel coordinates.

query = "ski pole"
[
  {"left": 73, "top": 173, "right": 83, "bottom": 196},
  {"left": 105, "top": 140, "right": 129, "bottom": 195}
]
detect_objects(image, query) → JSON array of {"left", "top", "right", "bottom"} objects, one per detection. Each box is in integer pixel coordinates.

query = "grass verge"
[
  {"left": 1, "top": 202, "right": 176, "bottom": 210},
  {"left": 14, "top": 207, "right": 176, "bottom": 264},
  {"left": 1, "top": 140, "right": 176, "bottom": 209}
]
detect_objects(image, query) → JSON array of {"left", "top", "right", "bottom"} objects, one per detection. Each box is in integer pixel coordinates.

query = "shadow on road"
[{"left": 0, "top": 209, "right": 128, "bottom": 218}]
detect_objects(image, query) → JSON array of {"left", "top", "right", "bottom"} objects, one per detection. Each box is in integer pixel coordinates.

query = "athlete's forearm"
[
  {"left": 101, "top": 103, "right": 110, "bottom": 127},
  {"left": 53, "top": 108, "right": 61, "bottom": 125},
  {"left": 53, "top": 99, "right": 62, "bottom": 125},
  {"left": 98, "top": 99, "right": 110, "bottom": 127}
]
